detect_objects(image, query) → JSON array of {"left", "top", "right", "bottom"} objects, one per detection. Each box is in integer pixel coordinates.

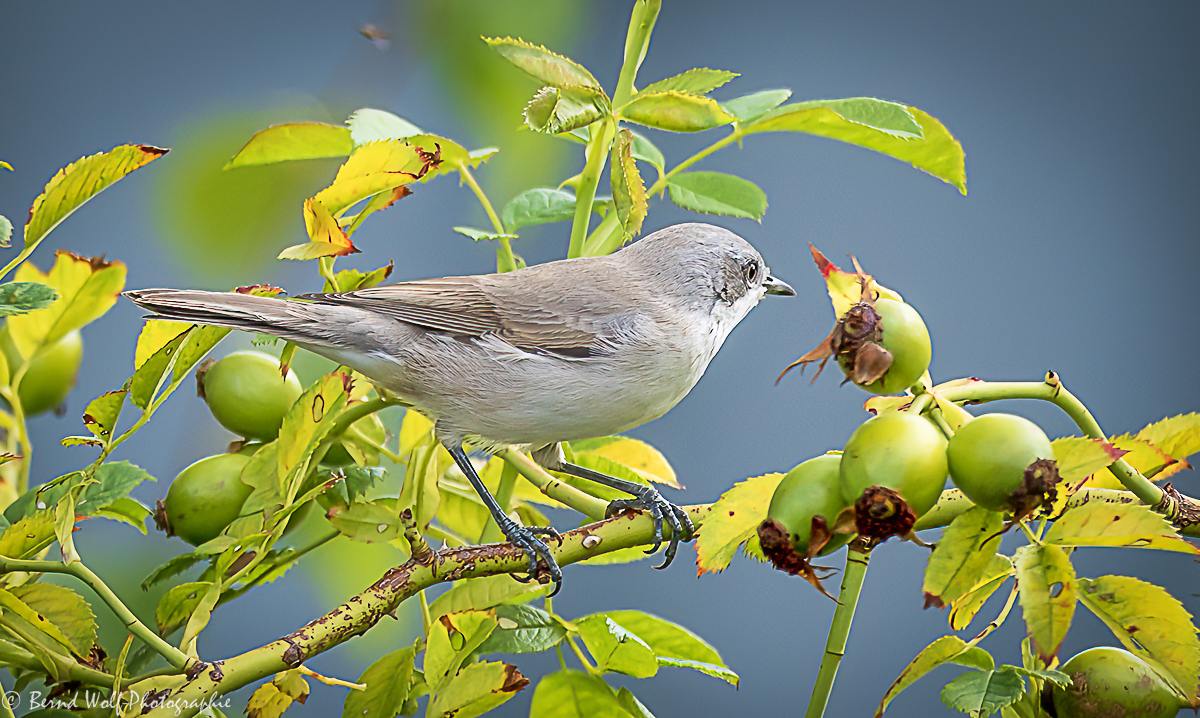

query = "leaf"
[
  {"left": 274, "top": 373, "right": 350, "bottom": 501},
  {"left": 427, "top": 661, "right": 528, "bottom": 718},
  {"left": 1077, "top": 574, "right": 1199, "bottom": 699},
  {"left": 629, "top": 131, "right": 665, "bottom": 178},
  {"left": 325, "top": 498, "right": 401, "bottom": 543},
  {"left": 807, "top": 244, "right": 904, "bottom": 319},
  {"left": 501, "top": 188, "right": 579, "bottom": 231},
  {"left": 523, "top": 85, "right": 609, "bottom": 135},
  {"left": 425, "top": 611, "right": 498, "bottom": 690},
  {"left": 133, "top": 319, "right": 191, "bottom": 370},
  {"left": 639, "top": 68, "right": 738, "bottom": 97},
  {"left": 604, "top": 610, "right": 724, "bottom": 666},
  {"left": 225, "top": 122, "right": 353, "bottom": 168},
  {"left": 616, "top": 687, "right": 657, "bottom": 718},
  {"left": 569, "top": 436, "right": 679, "bottom": 488},
  {"left": 1044, "top": 499, "right": 1197, "bottom": 554},
  {"left": 529, "top": 670, "right": 628, "bottom": 718},
  {"left": 313, "top": 140, "right": 437, "bottom": 216},
  {"left": 1050, "top": 437, "right": 1128, "bottom": 482},
  {"left": 246, "top": 670, "right": 309, "bottom": 718},
  {"left": 610, "top": 129, "right": 648, "bottom": 238},
  {"left": 875, "top": 636, "right": 995, "bottom": 717},
  {"left": 666, "top": 171, "right": 767, "bottom": 220},
  {"left": 81, "top": 389, "right": 126, "bottom": 443},
  {"left": 940, "top": 667, "right": 1026, "bottom": 716},
  {"left": 23, "top": 144, "right": 167, "bottom": 255},
  {"left": 278, "top": 199, "right": 359, "bottom": 261},
  {"left": 483, "top": 37, "right": 602, "bottom": 90},
  {"left": 949, "top": 555, "right": 1014, "bottom": 631},
  {"left": 722, "top": 89, "right": 793, "bottom": 123},
  {"left": 0, "top": 215, "right": 11, "bottom": 248},
  {"left": 923, "top": 506, "right": 1005, "bottom": 608},
  {"left": 323, "top": 262, "right": 394, "bottom": 293},
  {"left": 8, "top": 251, "right": 126, "bottom": 356},
  {"left": 0, "top": 282, "right": 57, "bottom": 317},
  {"left": 155, "top": 581, "right": 212, "bottom": 635},
  {"left": 476, "top": 604, "right": 567, "bottom": 655},
  {"left": 346, "top": 108, "right": 423, "bottom": 145},
  {"left": 620, "top": 91, "right": 735, "bottom": 133},
  {"left": 428, "top": 573, "right": 548, "bottom": 620},
  {"left": 696, "top": 472, "right": 786, "bottom": 574},
  {"left": 744, "top": 101, "right": 965, "bottom": 194},
  {"left": 10, "top": 583, "right": 96, "bottom": 657},
  {"left": 0, "top": 587, "right": 81, "bottom": 656},
  {"left": 453, "top": 227, "right": 518, "bottom": 242},
  {"left": 342, "top": 644, "right": 415, "bottom": 718},
  {"left": 575, "top": 614, "right": 658, "bottom": 678},
  {"left": 93, "top": 496, "right": 152, "bottom": 534},
  {"left": 1014, "top": 544, "right": 1076, "bottom": 662},
  {"left": 0, "top": 510, "right": 56, "bottom": 559},
  {"left": 1136, "top": 412, "right": 1200, "bottom": 463}
]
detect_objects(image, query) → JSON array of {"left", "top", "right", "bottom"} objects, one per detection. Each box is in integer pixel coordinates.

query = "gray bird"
[{"left": 126, "top": 222, "right": 795, "bottom": 591}]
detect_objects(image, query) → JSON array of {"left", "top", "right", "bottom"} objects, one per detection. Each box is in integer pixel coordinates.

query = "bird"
[{"left": 126, "top": 222, "right": 795, "bottom": 592}]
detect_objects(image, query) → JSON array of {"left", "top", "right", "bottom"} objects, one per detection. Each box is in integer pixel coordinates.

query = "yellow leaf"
[
  {"left": 1015, "top": 544, "right": 1076, "bottom": 663},
  {"left": 875, "top": 636, "right": 995, "bottom": 718},
  {"left": 1050, "top": 436, "right": 1127, "bottom": 482},
  {"left": 300, "top": 198, "right": 357, "bottom": 254},
  {"left": 225, "top": 122, "right": 353, "bottom": 169},
  {"left": 949, "top": 554, "right": 1014, "bottom": 631},
  {"left": 313, "top": 140, "right": 439, "bottom": 215},
  {"left": 134, "top": 320, "right": 190, "bottom": 370},
  {"left": 922, "top": 506, "right": 1004, "bottom": 609},
  {"left": 1077, "top": 575, "right": 1199, "bottom": 703},
  {"left": 1136, "top": 413, "right": 1200, "bottom": 464},
  {"left": 398, "top": 408, "right": 435, "bottom": 459},
  {"left": 425, "top": 611, "right": 498, "bottom": 692},
  {"left": 695, "top": 472, "right": 785, "bottom": 575},
  {"left": 1043, "top": 500, "right": 1198, "bottom": 554},
  {"left": 246, "top": 670, "right": 309, "bottom": 718},
  {"left": 276, "top": 373, "right": 351, "bottom": 500},
  {"left": 569, "top": 436, "right": 678, "bottom": 488},
  {"left": 23, "top": 145, "right": 166, "bottom": 255},
  {"left": 8, "top": 251, "right": 126, "bottom": 357},
  {"left": 277, "top": 241, "right": 359, "bottom": 261}
]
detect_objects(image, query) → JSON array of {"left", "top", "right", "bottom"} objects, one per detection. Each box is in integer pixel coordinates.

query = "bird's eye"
[{"left": 744, "top": 260, "right": 760, "bottom": 283}]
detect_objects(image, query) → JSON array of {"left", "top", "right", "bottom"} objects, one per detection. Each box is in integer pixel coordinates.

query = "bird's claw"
[
  {"left": 499, "top": 519, "right": 563, "bottom": 596},
  {"left": 604, "top": 486, "right": 695, "bottom": 569}
]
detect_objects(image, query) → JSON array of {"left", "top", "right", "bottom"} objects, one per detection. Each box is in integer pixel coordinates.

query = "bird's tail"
[{"left": 123, "top": 289, "right": 359, "bottom": 349}]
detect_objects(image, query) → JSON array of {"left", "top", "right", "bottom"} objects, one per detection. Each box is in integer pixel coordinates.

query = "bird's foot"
[
  {"left": 499, "top": 519, "right": 563, "bottom": 595},
  {"left": 605, "top": 486, "right": 695, "bottom": 569}
]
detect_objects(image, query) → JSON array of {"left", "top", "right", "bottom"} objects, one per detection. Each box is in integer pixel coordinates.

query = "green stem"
[
  {"left": 566, "top": 635, "right": 597, "bottom": 674},
  {"left": 934, "top": 374, "right": 1163, "bottom": 507},
  {"left": 567, "top": 119, "right": 616, "bottom": 258},
  {"left": 644, "top": 132, "right": 740, "bottom": 198},
  {"left": 419, "top": 590, "right": 432, "bottom": 637},
  {"left": 459, "top": 165, "right": 517, "bottom": 273},
  {"left": 479, "top": 462, "right": 519, "bottom": 544},
  {"left": 0, "top": 685, "right": 14, "bottom": 718},
  {"left": 0, "top": 558, "right": 193, "bottom": 670},
  {"left": 317, "top": 257, "right": 338, "bottom": 289},
  {"left": 500, "top": 448, "right": 609, "bottom": 520},
  {"left": 0, "top": 246, "right": 37, "bottom": 284},
  {"left": 612, "top": 0, "right": 661, "bottom": 108},
  {"left": 0, "top": 617, "right": 116, "bottom": 688},
  {"left": 0, "top": 384, "right": 32, "bottom": 493},
  {"left": 806, "top": 540, "right": 871, "bottom": 718}
]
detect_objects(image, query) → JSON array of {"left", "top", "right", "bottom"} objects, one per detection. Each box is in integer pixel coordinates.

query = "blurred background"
[{"left": 2, "top": 1, "right": 1199, "bottom": 715}]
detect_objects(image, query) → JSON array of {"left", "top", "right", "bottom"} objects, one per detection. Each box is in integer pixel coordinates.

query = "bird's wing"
[{"left": 306, "top": 276, "right": 602, "bottom": 357}]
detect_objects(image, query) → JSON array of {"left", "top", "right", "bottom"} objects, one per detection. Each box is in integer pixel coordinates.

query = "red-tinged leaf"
[
  {"left": 291, "top": 198, "right": 358, "bottom": 259},
  {"left": 23, "top": 145, "right": 167, "bottom": 256},
  {"left": 808, "top": 244, "right": 903, "bottom": 319},
  {"left": 225, "top": 122, "right": 353, "bottom": 169},
  {"left": 1136, "top": 413, "right": 1200, "bottom": 465},
  {"left": 313, "top": 140, "right": 438, "bottom": 215},
  {"left": 1050, "top": 437, "right": 1129, "bottom": 482}
]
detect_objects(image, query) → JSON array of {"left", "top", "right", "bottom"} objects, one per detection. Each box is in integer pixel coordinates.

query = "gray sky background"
[{"left": 2, "top": 2, "right": 1198, "bottom": 716}]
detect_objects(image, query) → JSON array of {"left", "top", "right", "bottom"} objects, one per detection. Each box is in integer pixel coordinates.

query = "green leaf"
[
  {"left": 10, "top": 584, "right": 97, "bottom": 657},
  {"left": 425, "top": 611, "right": 498, "bottom": 691},
  {"left": 477, "top": 604, "right": 567, "bottom": 655},
  {"left": 639, "top": 68, "right": 738, "bottom": 96},
  {"left": 1014, "top": 544, "right": 1076, "bottom": 663},
  {"left": 666, "top": 171, "right": 767, "bottom": 220},
  {"left": 610, "top": 129, "right": 648, "bottom": 238},
  {"left": 346, "top": 108, "right": 423, "bottom": 145},
  {"left": 655, "top": 657, "right": 739, "bottom": 687},
  {"left": 427, "top": 573, "right": 548, "bottom": 620},
  {"left": 0, "top": 215, "right": 11, "bottom": 248},
  {"left": 949, "top": 555, "right": 1014, "bottom": 631},
  {"left": 7, "top": 252, "right": 126, "bottom": 356},
  {"left": 427, "top": 661, "right": 528, "bottom": 718},
  {"left": 274, "top": 372, "right": 350, "bottom": 502},
  {"left": 0, "top": 587, "right": 81, "bottom": 656},
  {"left": 576, "top": 614, "right": 658, "bottom": 678},
  {"left": 616, "top": 687, "right": 657, "bottom": 718},
  {"left": 342, "top": 644, "right": 415, "bottom": 718},
  {"left": 0, "top": 282, "right": 57, "bottom": 317},
  {"left": 81, "top": 389, "right": 126, "bottom": 443},
  {"left": 224, "top": 122, "right": 353, "bottom": 168},
  {"left": 529, "top": 670, "right": 628, "bottom": 718},
  {"left": 0, "top": 510, "right": 57, "bottom": 560},
  {"left": 940, "top": 667, "right": 1026, "bottom": 716},
  {"left": 483, "top": 37, "right": 602, "bottom": 90},
  {"left": 523, "top": 85, "right": 609, "bottom": 134},
  {"left": 620, "top": 91, "right": 735, "bottom": 133},
  {"left": 604, "top": 610, "right": 724, "bottom": 666},
  {"left": 744, "top": 100, "right": 965, "bottom": 194},
  {"left": 1050, "top": 437, "right": 1128, "bottom": 481},
  {"left": 922, "top": 506, "right": 1005, "bottom": 609},
  {"left": 1136, "top": 413, "right": 1200, "bottom": 463},
  {"left": 93, "top": 496, "right": 152, "bottom": 534},
  {"left": 1077, "top": 574, "right": 1199, "bottom": 699},
  {"left": 500, "top": 188, "right": 593, "bottom": 231},
  {"left": 1044, "top": 500, "right": 1197, "bottom": 554},
  {"left": 6, "top": 461, "right": 154, "bottom": 523},
  {"left": 155, "top": 581, "right": 213, "bottom": 636},
  {"left": 629, "top": 131, "right": 665, "bottom": 177},
  {"left": 722, "top": 89, "right": 793, "bottom": 123},
  {"left": 323, "top": 262, "right": 394, "bottom": 293},
  {"left": 875, "top": 636, "right": 995, "bottom": 717},
  {"left": 325, "top": 498, "right": 401, "bottom": 543},
  {"left": 696, "top": 472, "right": 786, "bottom": 574},
  {"left": 23, "top": 144, "right": 167, "bottom": 256},
  {"left": 453, "top": 227, "right": 518, "bottom": 242}
]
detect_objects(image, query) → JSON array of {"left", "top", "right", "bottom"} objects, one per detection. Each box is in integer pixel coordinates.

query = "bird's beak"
[{"left": 763, "top": 275, "right": 796, "bottom": 296}]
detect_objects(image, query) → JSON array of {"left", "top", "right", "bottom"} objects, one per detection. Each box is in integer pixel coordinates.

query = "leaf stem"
[
  {"left": 566, "top": 635, "right": 597, "bottom": 674},
  {"left": 0, "top": 557, "right": 193, "bottom": 670},
  {"left": 459, "top": 165, "right": 517, "bottom": 273},
  {"left": 0, "top": 385, "right": 32, "bottom": 493},
  {"left": 317, "top": 257, "right": 338, "bottom": 289},
  {"left": 500, "top": 448, "right": 609, "bottom": 520},
  {"left": 805, "top": 539, "right": 871, "bottom": 718}
]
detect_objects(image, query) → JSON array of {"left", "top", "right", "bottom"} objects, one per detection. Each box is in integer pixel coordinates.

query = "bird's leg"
[
  {"left": 551, "top": 458, "right": 694, "bottom": 570},
  {"left": 444, "top": 443, "right": 563, "bottom": 594}
]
